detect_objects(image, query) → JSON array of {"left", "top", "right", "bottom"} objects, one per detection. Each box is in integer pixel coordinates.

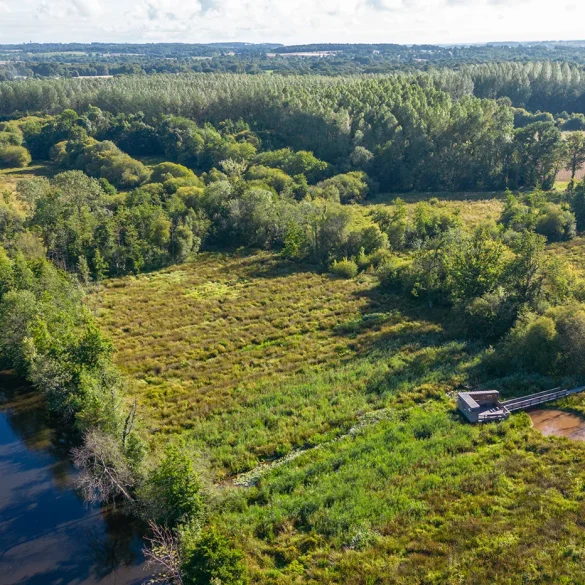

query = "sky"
[{"left": 0, "top": 0, "right": 583, "bottom": 45}]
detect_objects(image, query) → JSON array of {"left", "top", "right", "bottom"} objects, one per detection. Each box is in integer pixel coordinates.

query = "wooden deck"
[
  {"left": 502, "top": 386, "right": 585, "bottom": 412},
  {"left": 458, "top": 386, "right": 585, "bottom": 423}
]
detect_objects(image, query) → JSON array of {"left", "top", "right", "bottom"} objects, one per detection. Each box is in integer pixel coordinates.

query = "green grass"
[
  {"left": 98, "top": 251, "right": 481, "bottom": 476},
  {"left": 366, "top": 193, "right": 505, "bottom": 230},
  {"left": 550, "top": 236, "right": 585, "bottom": 278},
  {"left": 219, "top": 405, "right": 585, "bottom": 584},
  {"left": 367, "top": 190, "right": 509, "bottom": 204},
  {"left": 3, "top": 154, "right": 585, "bottom": 582},
  {"left": 0, "top": 162, "right": 57, "bottom": 193}
]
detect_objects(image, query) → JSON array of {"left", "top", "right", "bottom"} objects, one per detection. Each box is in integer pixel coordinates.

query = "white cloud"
[
  {"left": 35, "top": 0, "right": 101, "bottom": 19},
  {"left": 70, "top": 0, "right": 102, "bottom": 17},
  {"left": 0, "top": 0, "right": 585, "bottom": 45}
]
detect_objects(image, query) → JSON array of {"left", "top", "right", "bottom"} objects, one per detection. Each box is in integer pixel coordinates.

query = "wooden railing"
[{"left": 501, "top": 386, "right": 585, "bottom": 412}]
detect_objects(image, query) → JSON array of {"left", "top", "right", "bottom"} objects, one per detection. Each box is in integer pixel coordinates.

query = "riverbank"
[{"left": 0, "top": 371, "right": 148, "bottom": 585}]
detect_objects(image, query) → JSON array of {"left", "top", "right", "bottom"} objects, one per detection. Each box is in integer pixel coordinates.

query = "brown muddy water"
[
  {"left": 529, "top": 408, "right": 585, "bottom": 441},
  {"left": 0, "top": 372, "right": 150, "bottom": 585}
]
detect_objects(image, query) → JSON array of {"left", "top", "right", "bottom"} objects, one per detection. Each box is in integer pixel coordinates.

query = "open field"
[
  {"left": 556, "top": 166, "right": 585, "bottom": 183},
  {"left": 0, "top": 162, "right": 57, "bottom": 193},
  {"left": 220, "top": 404, "right": 585, "bottom": 584},
  {"left": 97, "top": 248, "right": 585, "bottom": 582},
  {"left": 97, "top": 191, "right": 583, "bottom": 477},
  {"left": 98, "top": 251, "right": 481, "bottom": 476},
  {"left": 550, "top": 236, "right": 585, "bottom": 277},
  {"left": 367, "top": 192, "right": 505, "bottom": 229}
]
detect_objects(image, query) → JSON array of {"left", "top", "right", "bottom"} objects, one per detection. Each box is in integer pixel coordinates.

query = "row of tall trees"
[{"left": 1, "top": 77, "right": 581, "bottom": 191}]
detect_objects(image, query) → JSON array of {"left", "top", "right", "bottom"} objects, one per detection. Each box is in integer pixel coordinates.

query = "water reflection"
[{"left": 0, "top": 371, "right": 149, "bottom": 585}]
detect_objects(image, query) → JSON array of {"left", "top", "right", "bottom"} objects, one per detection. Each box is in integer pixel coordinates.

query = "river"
[{"left": 0, "top": 372, "right": 150, "bottom": 585}]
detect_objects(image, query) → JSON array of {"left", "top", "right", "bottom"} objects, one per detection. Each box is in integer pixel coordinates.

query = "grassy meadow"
[
  {"left": 96, "top": 190, "right": 585, "bottom": 478},
  {"left": 221, "top": 406, "right": 585, "bottom": 584},
  {"left": 98, "top": 251, "right": 479, "bottom": 476},
  {"left": 92, "top": 189, "right": 585, "bottom": 583},
  {"left": 0, "top": 162, "right": 56, "bottom": 191},
  {"left": 96, "top": 246, "right": 585, "bottom": 583}
]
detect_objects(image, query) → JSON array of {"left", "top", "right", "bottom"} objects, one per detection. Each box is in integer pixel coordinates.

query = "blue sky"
[{"left": 0, "top": 0, "right": 582, "bottom": 45}]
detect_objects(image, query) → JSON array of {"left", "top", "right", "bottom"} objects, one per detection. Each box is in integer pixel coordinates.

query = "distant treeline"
[{"left": 6, "top": 42, "right": 585, "bottom": 80}]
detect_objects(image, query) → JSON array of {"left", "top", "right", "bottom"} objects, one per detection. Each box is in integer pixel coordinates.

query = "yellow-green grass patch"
[{"left": 97, "top": 251, "right": 478, "bottom": 476}]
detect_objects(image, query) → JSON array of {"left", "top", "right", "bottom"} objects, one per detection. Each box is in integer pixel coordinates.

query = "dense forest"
[
  {"left": 4, "top": 44, "right": 585, "bottom": 584},
  {"left": 2, "top": 72, "right": 585, "bottom": 194}
]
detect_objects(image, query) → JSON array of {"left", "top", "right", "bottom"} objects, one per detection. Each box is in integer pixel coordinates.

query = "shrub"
[
  {"left": 550, "top": 304, "right": 585, "bottom": 375},
  {"left": 368, "top": 248, "right": 393, "bottom": 269},
  {"left": 317, "top": 171, "right": 369, "bottom": 204},
  {"left": 463, "top": 289, "right": 517, "bottom": 340},
  {"left": 330, "top": 258, "right": 358, "bottom": 279},
  {"left": 61, "top": 138, "right": 151, "bottom": 188},
  {"left": 535, "top": 204, "right": 576, "bottom": 242},
  {"left": 349, "top": 146, "right": 373, "bottom": 168},
  {"left": 140, "top": 443, "right": 204, "bottom": 528},
  {"left": 245, "top": 165, "right": 293, "bottom": 193},
  {"left": 411, "top": 200, "right": 461, "bottom": 243},
  {"left": 371, "top": 199, "right": 408, "bottom": 250},
  {"left": 182, "top": 527, "right": 248, "bottom": 585},
  {"left": 561, "top": 114, "right": 585, "bottom": 131},
  {"left": 0, "top": 126, "right": 23, "bottom": 146},
  {"left": 256, "top": 148, "right": 328, "bottom": 181},
  {"left": 0, "top": 145, "right": 32, "bottom": 168},
  {"left": 498, "top": 313, "right": 559, "bottom": 375},
  {"left": 163, "top": 175, "right": 204, "bottom": 194},
  {"left": 377, "top": 257, "right": 410, "bottom": 291},
  {"left": 572, "top": 183, "right": 585, "bottom": 231},
  {"left": 151, "top": 162, "right": 196, "bottom": 183}
]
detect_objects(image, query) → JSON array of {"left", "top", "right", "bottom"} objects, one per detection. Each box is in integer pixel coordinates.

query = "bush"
[
  {"left": 561, "top": 114, "right": 585, "bottom": 131},
  {"left": 377, "top": 257, "right": 410, "bottom": 291},
  {"left": 330, "top": 258, "right": 358, "bottom": 279},
  {"left": 411, "top": 200, "right": 461, "bottom": 243},
  {"left": 349, "top": 146, "right": 373, "bottom": 168},
  {"left": 61, "top": 138, "right": 151, "bottom": 188},
  {"left": 550, "top": 305, "right": 585, "bottom": 375},
  {"left": 535, "top": 204, "right": 576, "bottom": 242},
  {"left": 317, "top": 171, "right": 369, "bottom": 204},
  {"left": 463, "top": 289, "right": 517, "bottom": 340},
  {"left": 182, "top": 527, "right": 248, "bottom": 585},
  {"left": 486, "top": 303, "right": 585, "bottom": 378},
  {"left": 151, "top": 162, "right": 196, "bottom": 183},
  {"left": 0, "top": 125, "right": 23, "bottom": 146},
  {"left": 245, "top": 165, "right": 293, "bottom": 194},
  {"left": 495, "top": 313, "right": 559, "bottom": 375},
  {"left": 140, "top": 443, "right": 204, "bottom": 527},
  {"left": 0, "top": 145, "right": 32, "bottom": 168},
  {"left": 256, "top": 148, "right": 327, "bottom": 181}
]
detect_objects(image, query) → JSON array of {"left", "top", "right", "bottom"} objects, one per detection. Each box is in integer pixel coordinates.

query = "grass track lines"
[
  {"left": 98, "top": 251, "right": 477, "bottom": 476},
  {"left": 99, "top": 252, "right": 376, "bottom": 427}
]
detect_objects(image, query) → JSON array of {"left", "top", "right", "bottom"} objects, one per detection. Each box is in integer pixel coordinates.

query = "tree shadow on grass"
[
  {"left": 217, "top": 249, "right": 322, "bottom": 281},
  {"left": 331, "top": 286, "right": 487, "bottom": 402},
  {"left": 0, "top": 161, "right": 58, "bottom": 180},
  {"left": 338, "top": 287, "right": 569, "bottom": 402}
]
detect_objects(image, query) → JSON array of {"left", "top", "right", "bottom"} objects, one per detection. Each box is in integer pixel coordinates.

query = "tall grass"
[
  {"left": 97, "top": 239, "right": 585, "bottom": 584},
  {"left": 98, "top": 251, "right": 480, "bottom": 476},
  {"left": 218, "top": 406, "right": 585, "bottom": 584}
]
